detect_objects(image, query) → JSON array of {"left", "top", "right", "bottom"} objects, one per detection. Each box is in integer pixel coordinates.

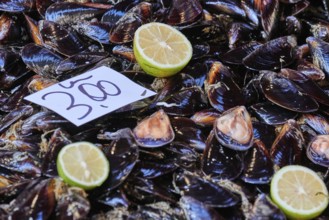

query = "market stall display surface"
[{"left": 0, "top": 0, "right": 329, "bottom": 219}]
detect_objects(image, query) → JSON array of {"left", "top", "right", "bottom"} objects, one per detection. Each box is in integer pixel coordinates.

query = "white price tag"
[{"left": 25, "top": 66, "right": 156, "bottom": 126}]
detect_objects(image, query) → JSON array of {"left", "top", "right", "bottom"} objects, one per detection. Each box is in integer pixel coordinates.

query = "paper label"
[{"left": 25, "top": 66, "right": 156, "bottom": 126}]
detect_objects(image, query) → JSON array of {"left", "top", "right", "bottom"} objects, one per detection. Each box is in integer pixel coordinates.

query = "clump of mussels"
[{"left": 1, "top": 0, "right": 329, "bottom": 219}]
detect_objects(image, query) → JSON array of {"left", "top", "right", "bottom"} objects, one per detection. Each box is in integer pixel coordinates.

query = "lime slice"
[
  {"left": 133, "top": 22, "right": 193, "bottom": 78},
  {"left": 270, "top": 165, "right": 328, "bottom": 219},
  {"left": 57, "top": 142, "right": 110, "bottom": 190}
]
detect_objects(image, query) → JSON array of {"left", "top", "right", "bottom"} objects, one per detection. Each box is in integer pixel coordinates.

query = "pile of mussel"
[{"left": 1, "top": 0, "right": 329, "bottom": 219}]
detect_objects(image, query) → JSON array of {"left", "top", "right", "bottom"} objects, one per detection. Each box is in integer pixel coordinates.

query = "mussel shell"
[
  {"left": 243, "top": 36, "right": 297, "bottom": 70},
  {"left": 202, "top": 130, "right": 244, "bottom": 180},
  {"left": 206, "top": 78, "right": 245, "bottom": 113},
  {"left": 133, "top": 109, "right": 175, "bottom": 148},
  {"left": 97, "top": 188, "right": 130, "bottom": 208},
  {"left": 179, "top": 196, "right": 225, "bottom": 220},
  {"left": 228, "top": 22, "right": 256, "bottom": 49},
  {"left": 203, "top": 0, "right": 246, "bottom": 18},
  {"left": 214, "top": 106, "right": 254, "bottom": 151},
  {"left": 165, "top": 142, "right": 199, "bottom": 172},
  {"left": 307, "top": 135, "right": 329, "bottom": 167},
  {"left": 0, "top": 0, "right": 35, "bottom": 12},
  {"left": 220, "top": 41, "right": 261, "bottom": 65},
  {"left": 54, "top": 182, "right": 90, "bottom": 219},
  {"left": 133, "top": 148, "right": 177, "bottom": 179},
  {"left": 285, "top": 16, "right": 301, "bottom": 36},
  {"left": 22, "top": 43, "right": 63, "bottom": 78},
  {"left": 241, "top": 140, "right": 274, "bottom": 184},
  {"left": 109, "top": 2, "right": 152, "bottom": 44},
  {"left": 279, "top": 68, "right": 329, "bottom": 107},
  {"left": 253, "top": 121, "right": 276, "bottom": 150},
  {"left": 171, "top": 117, "right": 207, "bottom": 151},
  {"left": 0, "top": 151, "right": 41, "bottom": 177},
  {"left": 250, "top": 102, "right": 298, "bottom": 125},
  {"left": 0, "top": 180, "right": 30, "bottom": 203},
  {"left": 39, "top": 20, "right": 86, "bottom": 56},
  {"left": 73, "top": 21, "right": 113, "bottom": 44},
  {"left": 0, "top": 13, "right": 27, "bottom": 44},
  {"left": 297, "top": 59, "right": 325, "bottom": 81},
  {"left": 250, "top": 193, "right": 285, "bottom": 219},
  {"left": 310, "top": 22, "right": 329, "bottom": 42},
  {"left": 150, "top": 73, "right": 196, "bottom": 108},
  {"left": 259, "top": 0, "right": 280, "bottom": 38},
  {"left": 41, "top": 129, "right": 72, "bottom": 177},
  {"left": 123, "top": 177, "right": 177, "bottom": 204},
  {"left": 45, "top": 2, "right": 108, "bottom": 26},
  {"left": 156, "top": 87, "right": 208, "bottom": 116},
  {"left": 101, "top": 0, "right": 141, "bottom": 24},
  {"left": 112, "top": 45, "right": 135, "bottom": 62},
  {"left": 190, "top": 108, "right": 221, "bottom": 127},
  {"left": 55, "top": 51, "right": 108, "bottom": 76},
  {"left": 259, "top": 71, "right": 319, "bottom": 113},
  {"left": 7, "top": 179, "right": 55, "bottom": 219},
  {"left": 165, "top": 0, "right": 203, "bottom": 26},
  {"left": 307, "top": 36, "right": 329, "bottom": 79},
  {"left": 101, "top": 129, "right": 139, "bottom": 189},
  {"left": 24, "top": 14, "right": 42, "bottom": 45},
  {"left": 0, "top": 105, "right": 33, "bottom": 134},
  {"left": 270, "top": 119, "right": 304, "bottom": 167},
  {"left": 173, "top": 171, "right": 240, "bottom": 207},
  {"left": 301, "top": 113, "right": 329, "bottom": 135}
]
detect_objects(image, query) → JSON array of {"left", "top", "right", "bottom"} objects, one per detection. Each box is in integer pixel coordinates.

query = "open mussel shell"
[
  {"left": 307, "top": 36, "right": 329, "bottom": 79},
  {"left": 270, "top": 119, "right": 304, "bottom": 167},
  {"left": 202, "top": 130, "right": 244, "bottom": 180},
  {"left": 250, "top": 102, "right": 298, "bottom": 125},
  {"left": 241, "top": 139, "right": 274, "bottom": 184},
  {"left": 133, "top": 109, "right": 175, "bottom": 148},
  {"left": 165, "top": 0, "right": 203, "bottom": 26},
  {"left": 259, "top": 71, "right": 319, "bottom": 113},
  {"left": 243, "top": 36, "right": 297, "bottom": 70},
  {"left": 214, "top": 106, "right": 254, "bottom": 151},
  {"left": 307, "top": 135, "right": 329, "bottom": 167},
  {"left": 173, "top": 171, "right": 240, "bottom": 207}
]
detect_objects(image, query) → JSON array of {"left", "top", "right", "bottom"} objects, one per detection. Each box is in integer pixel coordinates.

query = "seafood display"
[{"left": 0, "top": 0, "right": 329, "bottom": 219}]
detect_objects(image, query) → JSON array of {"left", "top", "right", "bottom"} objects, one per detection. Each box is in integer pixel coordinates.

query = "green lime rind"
[
  {"left": 270, "top": 165, "right": 329, "bottom": 220},
  {"left": 56, "top": 142, "right": 110, "bottom": 190},
  {"left": 133, "top": 23, "right": 192, "bottom": 78}
]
